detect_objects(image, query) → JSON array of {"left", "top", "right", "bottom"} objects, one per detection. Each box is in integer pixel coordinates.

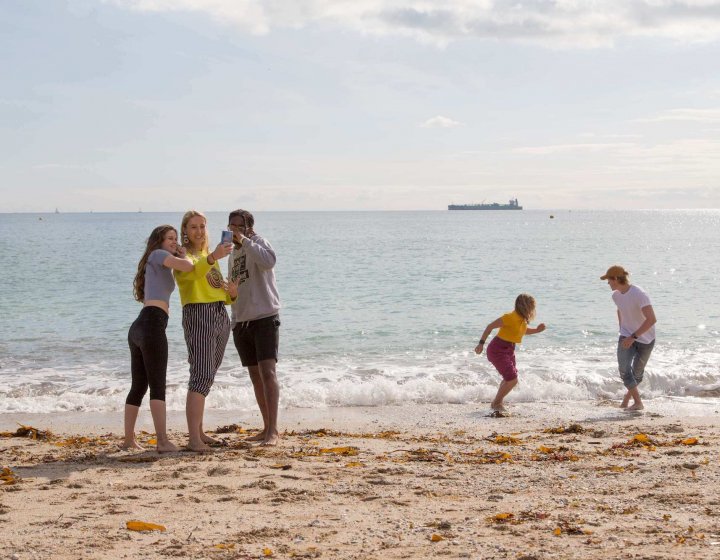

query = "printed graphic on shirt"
[
  {"left": 206, "top": 268, "right": 224, "bottom": 289},
  {"left": 231, "top": 254, "right": 250, "bottom": 285}
]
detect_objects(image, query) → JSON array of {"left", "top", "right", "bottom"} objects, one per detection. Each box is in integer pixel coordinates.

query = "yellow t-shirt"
[
  {"left": 497, "top": 311, "right": 528, "bottom": 344},
  {"left": 174, "top": 251, "right": 232, "bottom": 306}
]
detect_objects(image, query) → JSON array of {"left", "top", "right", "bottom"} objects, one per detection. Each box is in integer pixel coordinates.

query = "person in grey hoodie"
[{"left": 227, "top": 209, "right": 281, "bottom": 445}]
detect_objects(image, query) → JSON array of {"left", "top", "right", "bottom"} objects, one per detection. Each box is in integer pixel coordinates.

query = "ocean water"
[{"left": 1, "top": 210, "right": 719, "bottom": 414}]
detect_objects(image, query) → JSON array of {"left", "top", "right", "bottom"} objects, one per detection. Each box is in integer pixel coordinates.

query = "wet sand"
[{"left": 1, "top": 401, "right": 719, "bottom": 559}]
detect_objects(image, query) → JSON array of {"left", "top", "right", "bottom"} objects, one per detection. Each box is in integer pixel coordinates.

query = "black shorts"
[{"left": 232, "top": 315, "right": 280, "bottom": 367}]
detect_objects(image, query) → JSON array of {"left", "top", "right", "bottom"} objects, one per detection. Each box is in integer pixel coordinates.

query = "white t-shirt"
[{"left": 612, "top": 284, "right": 655, "bottom": 344}]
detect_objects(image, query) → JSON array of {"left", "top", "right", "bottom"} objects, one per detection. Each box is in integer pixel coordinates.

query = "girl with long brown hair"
[{"left": 124, "top": 225, "right": 194, "bottom": 452}]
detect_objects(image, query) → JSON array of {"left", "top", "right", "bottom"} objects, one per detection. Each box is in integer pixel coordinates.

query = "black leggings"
[{"left": 126, "top": 306, "right": 169, "bottom": 406}]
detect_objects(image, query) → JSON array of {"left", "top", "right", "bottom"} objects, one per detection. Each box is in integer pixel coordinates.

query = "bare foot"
[
  {"left": 121, "top": 440, "right": 144, "bottom": 450},
  {"left": 619, "top": 401, "right": 629, "bottom": 409},
  {"left": 200, "top": 433, "right": 220, "bottom": 445},
  {"left": 157, "top": 440, "right": 179, "bottom": 453},
  {"left": 187, "top": 441, "right": 214, "bottom": 453},
  {"left": 628, "top": 403, "right": 644, "bottom": 411},
  {"left": 261, "top": 433, "right": 280, "bottom": 446},
  {"left": 491, "top": 404, "right": 507, "bottom": 412},
  {"left": 245, "top": 431, "right": 266, "bottom": 442}
]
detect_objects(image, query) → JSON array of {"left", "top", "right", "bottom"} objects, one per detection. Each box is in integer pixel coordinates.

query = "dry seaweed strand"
[
  {"left": 0, "top": 424, "right": 54, "bottom": 441},
  {"left": 1, "top": 467, "right": 20, "bottom": 485}
]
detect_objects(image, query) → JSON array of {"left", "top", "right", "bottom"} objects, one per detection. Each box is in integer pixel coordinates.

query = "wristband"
[
  {"left": 479, "top": 339, "right": 486, "bottom": 344},
  {"left": 631, "top": 333, "right": 638, "bottom": 340}
]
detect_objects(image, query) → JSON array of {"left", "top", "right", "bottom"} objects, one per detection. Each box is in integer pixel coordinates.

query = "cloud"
[
  {"left": 513, "top": 142, "right": 637, "bottom": 155},
  {"left": 578, "top": 133, "right": 644, "bottom": 139},
  {"left": 505, "top": 137, "right": 720, "bottom": 188},
  {"left": 420, "top": 115, "right": 461, "bottom": 128},
  {"left": 106, "top": 1, "right": 720, "bottom": 47},
  {"left": 638, "top": 108, "right": 720, "bottom": 122}
]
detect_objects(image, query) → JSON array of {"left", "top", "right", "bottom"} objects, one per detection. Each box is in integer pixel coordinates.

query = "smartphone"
[{"left": 221, "top": 230, "right": 233, "bottom": 245}]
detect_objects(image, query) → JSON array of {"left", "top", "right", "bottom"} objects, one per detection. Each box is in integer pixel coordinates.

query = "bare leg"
[
  {"left": 245, "top": 365, "right": 269, "bottom": 441},
  {"left": 186, "top": 391, "right": 212, "bottom": 452},
  {"left": 627, "top": 387, "right": 644, "bottom": 410},
  {"left": 246, "top": 361, "right": 280, "bottom": 445},
  {"left": 258, "top": 359, "right": 280, "bottom": 445},
  {"left": 620, "top": 391, "right": 631, "bottom": 408},
  {"left": 491, "top": 379, "right": 518, "bottom": 411},
  {"left": 122, "top": 404, "right": 144, "bottom": 449},
  {"left": 148, "top": 399, "right": 178, "bottom": 453}
]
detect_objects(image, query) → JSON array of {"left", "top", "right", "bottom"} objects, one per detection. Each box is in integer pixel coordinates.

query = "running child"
[{"left": 474, "top": 294, "right": 546, "bottom": 414}]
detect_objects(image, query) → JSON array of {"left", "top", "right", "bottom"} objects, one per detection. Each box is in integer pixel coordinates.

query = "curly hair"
[
  {"left": 228, "top": 208, "right": 254, "bottom": 229},
  {"left": 133, "top": 225, "right": 177, "bottom": 302},
  {"left": 514, "top": 293, "right": 537, "bottom": 323}
]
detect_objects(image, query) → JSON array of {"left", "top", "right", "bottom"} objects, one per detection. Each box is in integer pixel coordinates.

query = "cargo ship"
[{"left": 448, "top": 198, "right": 522, "bottom": 211}]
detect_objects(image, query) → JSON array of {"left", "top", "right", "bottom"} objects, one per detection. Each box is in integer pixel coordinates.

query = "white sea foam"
[{"left": 1, "top": 346, "right": 717, "bottom": 414}]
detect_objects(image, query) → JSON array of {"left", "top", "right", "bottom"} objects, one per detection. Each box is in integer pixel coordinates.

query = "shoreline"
[
  {"left": 2, "top": 397, "right": 718, "bottom": 434},
  {"left": 2, "top": 401, "right": 719, "bottom": 559}
]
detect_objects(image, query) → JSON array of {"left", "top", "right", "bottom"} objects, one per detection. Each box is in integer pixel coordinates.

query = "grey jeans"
[{"left": 617, "top": 337, "right": 655, "bottom": 389}]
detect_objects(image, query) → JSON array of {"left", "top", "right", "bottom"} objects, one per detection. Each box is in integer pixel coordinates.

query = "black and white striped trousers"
[{"left": 182, "top": 301, "right": 230, "bottom": 396}]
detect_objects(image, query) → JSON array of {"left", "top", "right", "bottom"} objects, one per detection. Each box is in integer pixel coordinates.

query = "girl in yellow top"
[
  {"left": 175, "top": 210, "right": 238, "bottom": 452},
  {"left": 474, "top": 294, "right": 546, "bottom": 416}
]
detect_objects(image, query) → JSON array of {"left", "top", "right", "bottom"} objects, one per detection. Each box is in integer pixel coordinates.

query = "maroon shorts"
[{"left": 486, "top": 336, "right": 517, "bottom": 381}]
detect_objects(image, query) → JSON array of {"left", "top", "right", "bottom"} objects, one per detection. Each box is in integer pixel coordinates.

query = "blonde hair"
[
  {"left": 514, "top": 293, "right": 536, "bottom": 323},
  {"left": 180, "top": 210, "right": 208, "bottom": 254},
  {"left": 133, "top": 225, "right": 177, "bottom": 302}
]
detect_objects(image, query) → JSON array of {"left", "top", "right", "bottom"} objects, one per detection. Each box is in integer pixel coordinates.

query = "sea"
[{"left": 1, "top": 210, "right": 719, "bottom": 414}]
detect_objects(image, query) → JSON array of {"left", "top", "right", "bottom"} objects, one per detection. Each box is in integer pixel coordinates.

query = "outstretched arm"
[
  {"left": 163, "top": 248, "right": 194, "bottom": 273},
  {"left": 475, "top": 317, "right": 503, "bottom": 354},
  {"left": 526, "top": 323, "right": 546, "bottom": 335}
]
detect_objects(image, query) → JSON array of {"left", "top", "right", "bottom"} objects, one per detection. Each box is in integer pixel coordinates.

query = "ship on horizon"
[{"left": 448, "top": 198, "right": 522, "bottom": 211}]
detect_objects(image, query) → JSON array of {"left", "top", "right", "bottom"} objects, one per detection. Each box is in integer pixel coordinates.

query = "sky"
[{"left": 2, "top": 0, "right": 720, "bottom": 212}]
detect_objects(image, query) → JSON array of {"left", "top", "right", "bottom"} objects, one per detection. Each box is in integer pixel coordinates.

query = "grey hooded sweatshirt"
[{"left": 228, "top": 235, "right": 280, "bottom": 325}]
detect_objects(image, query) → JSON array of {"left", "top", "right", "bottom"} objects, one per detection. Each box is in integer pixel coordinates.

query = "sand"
[{"left": 1, "top": 401, "right": 719, "bottom": 559}]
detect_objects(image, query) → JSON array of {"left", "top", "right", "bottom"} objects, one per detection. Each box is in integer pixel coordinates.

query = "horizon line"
[{"left": 3, "top": 208, "right": 720, "bottom": 214}]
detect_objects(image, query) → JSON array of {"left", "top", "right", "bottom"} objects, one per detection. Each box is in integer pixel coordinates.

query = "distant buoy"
[{"left": 549, "top": 215, "right": 554, "bottom": 219}]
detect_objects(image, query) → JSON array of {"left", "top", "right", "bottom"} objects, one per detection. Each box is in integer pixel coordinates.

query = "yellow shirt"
[
  {"left": 174, "top": 251, "right": 232, "bottom": 306},
  {"left": 497, "top": 311, "right": 528, "bottom": 344}
]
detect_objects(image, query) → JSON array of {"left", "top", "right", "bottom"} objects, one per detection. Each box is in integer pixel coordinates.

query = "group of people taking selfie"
[{"left": 125, "top": 209, "right": 281, "bottom": 452}]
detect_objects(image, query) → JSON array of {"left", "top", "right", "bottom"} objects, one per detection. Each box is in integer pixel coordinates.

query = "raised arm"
[
  {"left": 207, "top": 241, "right": 233, "bottom": 266},
  {"left": 246, "top": 235, "right": 277, "bottom": 270},
  {"left": 474, "top": 317, "right": 503, "bottom": 354}
]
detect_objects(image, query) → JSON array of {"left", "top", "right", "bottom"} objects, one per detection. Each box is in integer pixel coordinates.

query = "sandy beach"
[{"left": 1, "top": 401, "right": 719, "bottom": 559}]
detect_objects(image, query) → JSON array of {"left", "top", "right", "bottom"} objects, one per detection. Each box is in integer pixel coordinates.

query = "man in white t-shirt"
[{"left": 600, "top": 265, "right": 657, "bottom": 411}]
